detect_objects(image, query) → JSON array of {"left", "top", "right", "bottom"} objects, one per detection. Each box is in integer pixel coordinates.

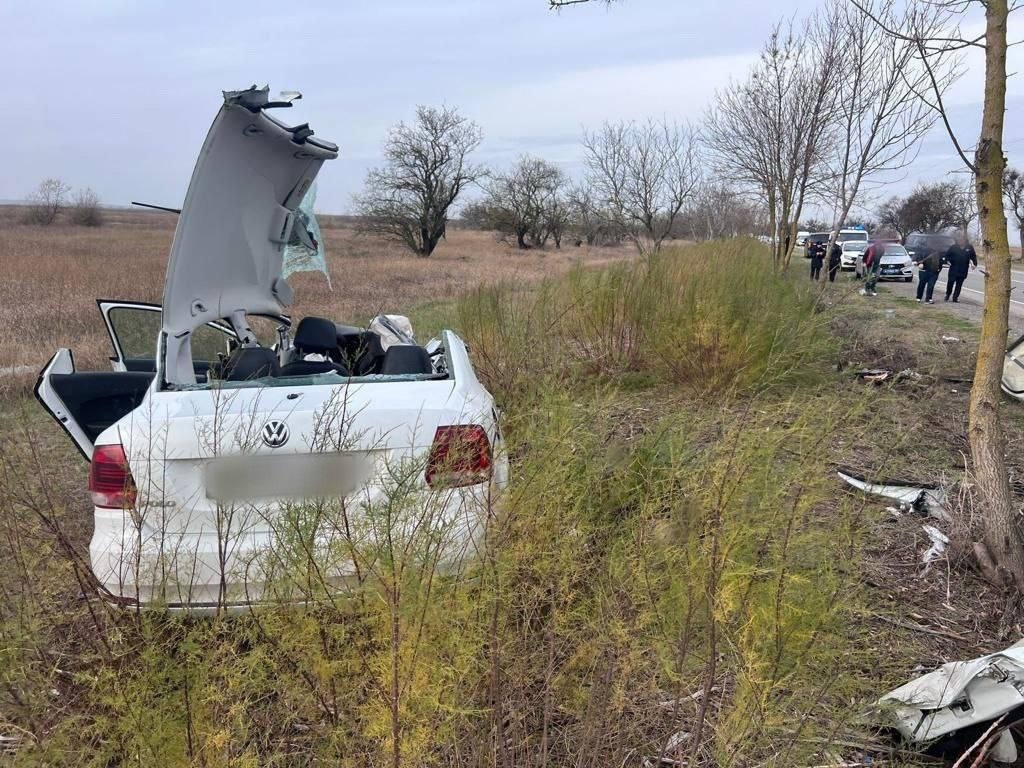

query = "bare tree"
[
  {"left": 24, "top": 178, "right": 71, "bottom": 225},
  {"left": 877, "top": 180, "right": 969, "bottom": 237},
  {"left": 69, "top": 187, "right": 104, "bottom": 227},
  {"left": 822, "top": 0, "right": 948, "bottom": 255},
  {"left": 582, "top": 119, "right": 700, "bottom": 255},
  {"left": 355, "top": 105, "right": 483, "bottom": 257},
  {"left": 480, "top": 156, "right": 568, "bottom": 249},
  {"left": 544, "top": 191, "right": 572, "bottom": 249},
  {"left": 705, "top": 11, "right": 842, "bottom": 269},
  {"left": 565, "top": 183, "right": 625, "bottom": 246},
  {"left": 678, "top": 183, "right": 765, "bottom": 241},
  {"left": 1004, "top": 168, "right": 1024, "bottom": 257},
  {"left": 801, "top": 218, "right": 833, "bottom": 233},
  {"left": 877, "top": 196, "right": 911, "bottom": 240},
  {"left": 855, "top": 0, "right": 1022, "bottom": 588}
]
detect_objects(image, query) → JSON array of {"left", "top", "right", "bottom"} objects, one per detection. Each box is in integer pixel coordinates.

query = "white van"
[{"left": 836, "top": 228, "right": 870, "bottom": 244}]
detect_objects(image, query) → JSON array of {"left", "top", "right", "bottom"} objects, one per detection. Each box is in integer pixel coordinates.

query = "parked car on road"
[
  {"left": 796, "top": 230, "right": 810, "bottom": 247},
  {"left": 905, "top": 232, "right": 955, "bottom": 261},
  {"left": 875, "top": 243, "right": 915, "bottom": 282},
  {"left": 804, "top": 228, "right": 871, "bottom": 258},
  {"left": 836, "top": 228, "right": 870, "bottom": 246},
  {"left": 803, "top": 232, "right": 830, "bottom": 258},
  {"left": 840, "top": 241, "right": 867, "bottom": 273},
  {"left": 35, "top": 87, "right": 508, "bottom": 611}
]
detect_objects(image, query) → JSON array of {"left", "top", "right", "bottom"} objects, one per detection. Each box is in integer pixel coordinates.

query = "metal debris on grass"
[
  {"left": 837, "top": 470, "right": 951, "bottom": 522},
  {"left": 877, "top": 640, "right": 1024, "bottom": 761},
  {"left": 921, "top": 524, "right": 949, "bottom": 566}
]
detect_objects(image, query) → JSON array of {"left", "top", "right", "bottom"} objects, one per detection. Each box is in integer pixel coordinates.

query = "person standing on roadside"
[
  {"left": 828, "top": 241, "right": 842, "bottom": 282},
  {"left": 914, "top": 238, "right": 943, "bottom": 304},
  {"left": 943, "top": 233, "right": 978, "bottom": 303},
  {"left": 810, "top": 240, "right": 825, "bottom": 280},
  {"left": 860, "top": 240, "right": 884, "bottom": 296}
]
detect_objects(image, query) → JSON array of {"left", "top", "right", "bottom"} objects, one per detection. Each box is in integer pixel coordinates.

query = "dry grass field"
[{"left": 0, "top": 208, "right": 635, "bottom": 394}]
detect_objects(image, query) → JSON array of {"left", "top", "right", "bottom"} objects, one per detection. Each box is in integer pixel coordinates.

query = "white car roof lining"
[{"left": 159, "top": 85, "right": 338, "bottom": 388}]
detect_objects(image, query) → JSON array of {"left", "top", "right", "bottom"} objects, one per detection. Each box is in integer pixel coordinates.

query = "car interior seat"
[
  {"left": 379, "top": 344, "right": 434, "bottom": 376},
  {"left": 279, "top": 316, "right": 349, "bottom": 377},
  {"left": 214, "top": 346, "right": 281, "bottom": 381},
  {"left": 336, "top": 325, "right": 386, "bottom": 375}
]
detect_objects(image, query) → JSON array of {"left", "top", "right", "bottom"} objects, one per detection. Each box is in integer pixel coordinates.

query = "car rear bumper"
[{"left": 90, "top": 482, "right": 501, "bottom": 612}]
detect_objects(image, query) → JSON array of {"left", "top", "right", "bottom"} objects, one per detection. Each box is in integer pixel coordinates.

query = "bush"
[
  {"left": 69, "top": 188, "right": 104, "bottom": 227},
  {"left": 0, "top": 239, "right": 872, "bottom": 766},
  {"left": 456, "top": 239, "right": 832, "bottom": 404},
  {"left": 23, "top": 178, "right": 71, "bottom": 225}
]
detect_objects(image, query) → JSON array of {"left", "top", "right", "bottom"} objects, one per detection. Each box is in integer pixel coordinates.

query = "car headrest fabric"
[{"left": 293, "top": 316, "right": 338, "bottom": 353}]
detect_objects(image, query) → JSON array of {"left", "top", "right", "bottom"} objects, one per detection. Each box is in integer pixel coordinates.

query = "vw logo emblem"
[{"left": 261, "top": 420, "right": 289, "bottom": 448}]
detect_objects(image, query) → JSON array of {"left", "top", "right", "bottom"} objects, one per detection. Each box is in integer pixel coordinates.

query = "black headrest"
[
  {"left": 294, "top": 316, "right": 337, "bottom": 353},
  {"left": 219, "top": 347, "right": 280, "bottom": 381}
]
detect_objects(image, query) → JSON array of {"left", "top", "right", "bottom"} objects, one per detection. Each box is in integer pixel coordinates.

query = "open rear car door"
[
  {"left": 35, "top": 301, "right": 243, "bottom": 459},
  {"left": 97, "top": 300, "right": 254, "bottom": 375},
  {"left": 35, "top": 350, "right": 153, "bottom": 460}
]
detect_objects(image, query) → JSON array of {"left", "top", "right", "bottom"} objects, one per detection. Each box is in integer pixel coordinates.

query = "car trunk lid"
[{"left": 160, "top": 86, "right": 338, "bottom": 386}]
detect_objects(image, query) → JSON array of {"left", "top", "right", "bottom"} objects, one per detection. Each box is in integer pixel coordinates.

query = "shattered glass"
[{"left": 283, "top": 182, "right": 331, "bottom": 287}]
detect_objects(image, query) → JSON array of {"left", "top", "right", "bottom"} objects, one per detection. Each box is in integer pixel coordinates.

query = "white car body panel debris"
[
  {"left": 1003, "top": 333, "right": 1024, "bottom": 400},
  {"left": 921, "top": 524, "right": 949, "bottom": 565},
  {"left": 878, "top": 640, "right": 1024, "bottom": 743},
  {"left": 837, "top": 470, "right": 950, "bottom": 521}
]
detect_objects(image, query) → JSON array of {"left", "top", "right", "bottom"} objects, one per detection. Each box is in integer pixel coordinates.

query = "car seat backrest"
[
  {"left": 379, "top": 345, "right": 433, "bottom": 376},
  {"left": 336, "top": 326, "right": 385, "bottom": 375},
  {"left": 216, "top": 347, "right": 280, "bottom": 381}
]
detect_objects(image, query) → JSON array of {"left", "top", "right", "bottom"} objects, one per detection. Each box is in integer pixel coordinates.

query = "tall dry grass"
[
  {"left": 455, "top": 240, "right": 833, "bottom": 405},
  {"left": 0, "top": 210, "right": 633, "bottom": 393}
]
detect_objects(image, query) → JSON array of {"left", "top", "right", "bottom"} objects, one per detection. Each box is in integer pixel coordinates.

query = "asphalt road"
[{"left": 933, "top": 266, "right": 1024, "bottom": 319}]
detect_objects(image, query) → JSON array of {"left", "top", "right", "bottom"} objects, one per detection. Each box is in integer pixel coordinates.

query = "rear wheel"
[{"left": 904, "top": 277, "right": 912, "bottom": 283}]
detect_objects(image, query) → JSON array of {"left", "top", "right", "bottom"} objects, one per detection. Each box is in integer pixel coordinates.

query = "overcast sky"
[{"left": 3, "top": 0, "right": 1022, "bottom": 218}]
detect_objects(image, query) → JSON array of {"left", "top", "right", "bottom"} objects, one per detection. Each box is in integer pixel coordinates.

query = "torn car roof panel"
[{"left": 878, "top": 640, "right": 1024, "bottom": 741}]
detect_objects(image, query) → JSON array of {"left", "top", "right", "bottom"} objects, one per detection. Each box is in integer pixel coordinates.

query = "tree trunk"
[
  {"left": 419, "top": 225, "right": 431, "bottom": 256},
  {"left": 1018, "top": 226, "right": 1023, "bottom": 262},
  {"left": 970, "top": 0, "right": 1024, "bottom": 589}
]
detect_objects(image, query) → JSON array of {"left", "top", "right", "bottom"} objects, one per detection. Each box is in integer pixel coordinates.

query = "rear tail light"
[
  {"left": 425, "top": 425, "right": 492, "bottom": 489},
  {"left": 89, "top": 444, "right": 137, "bottom": 509}
]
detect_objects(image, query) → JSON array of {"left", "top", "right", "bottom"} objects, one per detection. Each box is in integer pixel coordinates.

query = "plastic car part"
[
  {"left": 878, "top": 640, "right": 1024, "bottom": 745},
  {"left": 837, "top": 469, "right": 950, "bottom": 522}
]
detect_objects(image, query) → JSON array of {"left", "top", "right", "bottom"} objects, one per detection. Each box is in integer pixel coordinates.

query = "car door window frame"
[{"left": 98, "top": 300, "right": 291, "bottom": 371}]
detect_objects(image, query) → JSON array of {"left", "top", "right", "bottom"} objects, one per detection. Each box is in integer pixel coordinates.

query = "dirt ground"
[{"left": 823, "top": 270, "right": 1024, "bottom": 693}]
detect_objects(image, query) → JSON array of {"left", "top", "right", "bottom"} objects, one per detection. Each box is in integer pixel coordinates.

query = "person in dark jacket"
[
  {"left": 809, "top": 241, "right": 825, "bottom": 280},
  {"left": 914, "top": 240, "right": 943, "bottom": 304},
  {"left": 827, "top": 241, "right": 842, "bottom": 282},
  {"left": 943, "top": 234, "right": 978, "bottom": 302}
]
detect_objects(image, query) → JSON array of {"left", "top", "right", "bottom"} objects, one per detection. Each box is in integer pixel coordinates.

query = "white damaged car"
[{"left": 36, "top": 87, "right": 507, "bottom": 611}]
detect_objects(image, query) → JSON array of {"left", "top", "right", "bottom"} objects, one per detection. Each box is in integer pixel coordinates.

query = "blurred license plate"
[{"left": 206, "top": 452, "right": 378, "bottom": 501}]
